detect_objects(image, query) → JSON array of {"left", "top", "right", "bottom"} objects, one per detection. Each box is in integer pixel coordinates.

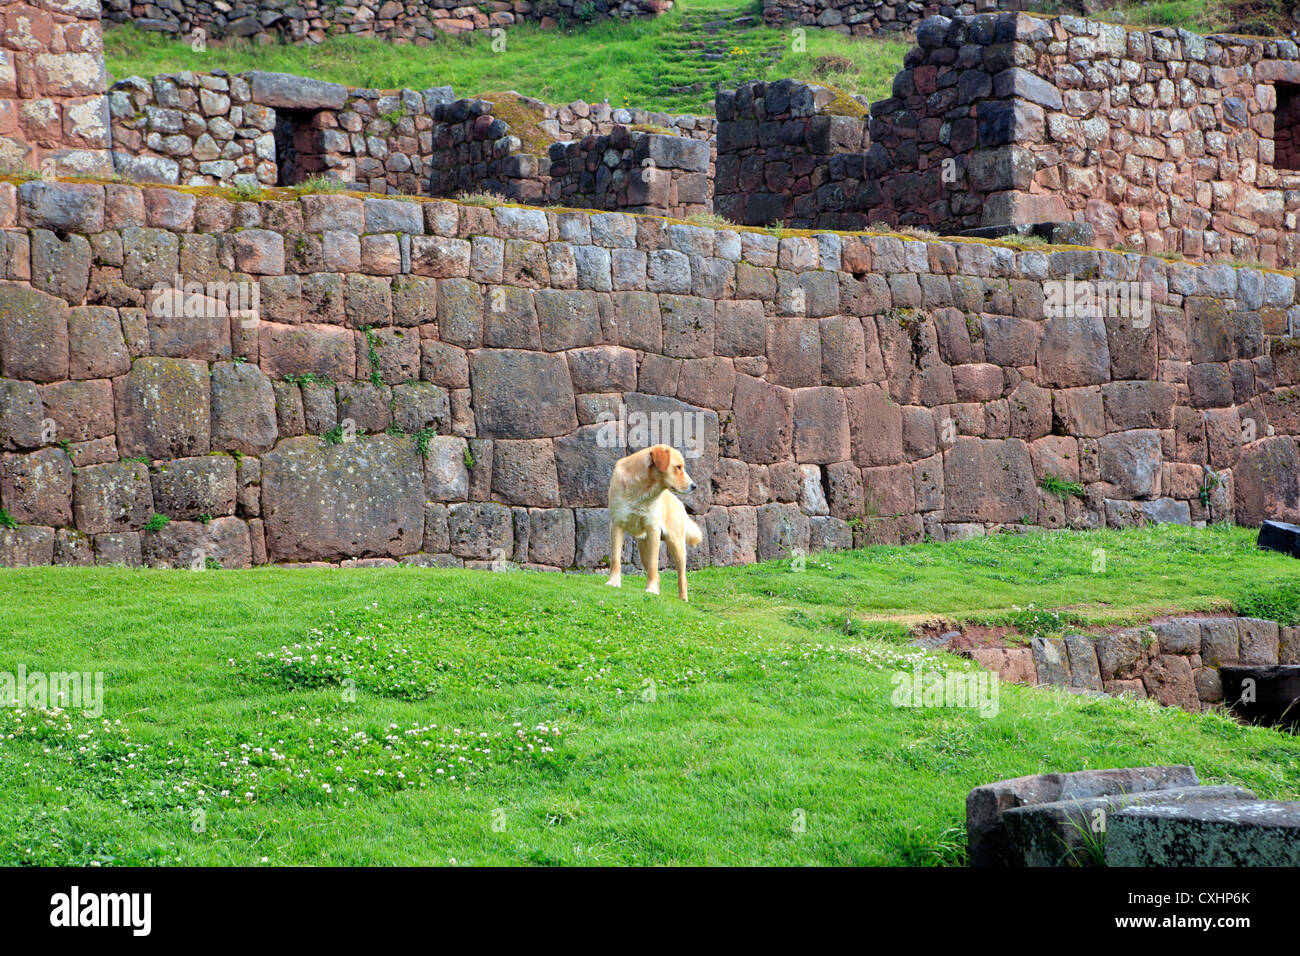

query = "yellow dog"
[{"left": 605, "top": 444, "right": 703, "bottom": 601}]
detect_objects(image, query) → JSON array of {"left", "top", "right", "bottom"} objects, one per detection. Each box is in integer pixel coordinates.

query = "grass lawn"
[
  {"left": 103, "top": 0, "right": 910, "bottom": 114},
  {"left": 1, "top": 523, "right": 1298, "bottom": 866}
]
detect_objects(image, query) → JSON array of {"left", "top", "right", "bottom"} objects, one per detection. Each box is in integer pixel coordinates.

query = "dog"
[{"left": 605, "top": 444, "right": 703, "bottom": 601}]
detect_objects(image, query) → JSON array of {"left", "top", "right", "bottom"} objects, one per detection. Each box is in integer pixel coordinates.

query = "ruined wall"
[
  {"left": 104, "top": 0, "right": 670, "bottom": 45},
  {"left": 716, "top": 15, "right": 1300, "bottom": 268},
  {"left": 546, "top": 125, "right": 711, "bottom": 218},
  {"left": 0, "top": 0, "right": 112, "bottom": 177},
  {"left": 714, "top": 78, "right": 872, "bottom": 229},
  {"left": 865, "top": 13, "right": 1300, "bottom": 266},
  {"left": 108, "top": 71, "right": 713, "bottom": 217},
  {"left": 0, "top": 179, "right": 1298, "bottom": 569}
]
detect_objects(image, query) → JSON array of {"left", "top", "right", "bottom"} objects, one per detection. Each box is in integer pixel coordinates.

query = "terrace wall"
[
  {"left": 761, "top": 0, "right": 994, "bottom": 36},
  {"left": 0, "top": 180, "right": 1298, "bottom": 570},
  {"left": 108, "top": 71, "right": 714, "bottom": 215},
  {"left": 104, "top": 0, "right": 671, "bottom": 45}
]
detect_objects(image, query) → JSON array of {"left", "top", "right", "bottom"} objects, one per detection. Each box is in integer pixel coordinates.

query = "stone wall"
[
  {"left": 0, "top": 179, "right": 1299, "bottom": 569},
  {"left": 546, "top": 125, "right": 711, "bottom": 218},
  {"left": 714, "top": 15, "right": 1300, "bottom": 269},
  {"left": 715, "top": 78, "right": 872, "bottom": 228},
  {"left": 761, "top": 0, "right": 991, "bottom": 36},
  {"left": 965, "top": 617, "right": 1300, "bottom": 713},
  {"left": 866, "top": 13, "right": 1300, "bottom": 266},
  {"left": 108, "top": 71, "right": 713, "bottom": 217},
  {"left": 104, "top": 0, "right": 670, "bottom": 45},
  {"left": 0, "top": 0, "right": 112, "bottom": 177}
]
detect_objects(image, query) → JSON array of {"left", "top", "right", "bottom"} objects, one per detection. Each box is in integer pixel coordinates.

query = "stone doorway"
[{"left": 273, "top": 109, "right": 325, "bottom": 186}]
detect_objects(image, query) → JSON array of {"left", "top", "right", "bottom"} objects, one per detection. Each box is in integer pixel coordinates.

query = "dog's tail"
[{"left": 685, "top": 515, "right": 703, "bottom": 548}]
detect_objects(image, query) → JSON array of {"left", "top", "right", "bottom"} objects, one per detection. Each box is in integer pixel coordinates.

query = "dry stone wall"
[
  {"left": 547, "top": 124, "right": 711, "bottom": 218},
  {"left": 964, "top": 616, "right": 1300, "bottom": 714},
  {"left": 107, "top": 71, "right": 714, "bottom": 216},
  {"left": 715, "top": 78, "right": 872, "bottom": 228},
  {"left": 715, "top": 14, "right": 1300, "bottom": 269},
  {"left": 0, "top": 0, "right": 112, "bottom": 177},
  {"left": 0, "top": 179, "right": 1298, "bottom": 569},
  {"left": 761, "top": 0, "right": 993, "bottom": 36},
  {"left": 105, "top": 0, "right": 670, "bottom": 45}
]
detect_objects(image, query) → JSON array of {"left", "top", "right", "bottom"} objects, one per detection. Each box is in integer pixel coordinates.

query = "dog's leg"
[
  {"left": 606, "top": 523, "right": 624, "bottom": 588},
  {"left": 639, "top": 528, "right": 661, "bottom": 595},
  {"left": 666, "top": 532, "right": 688, "bottom": 602}
]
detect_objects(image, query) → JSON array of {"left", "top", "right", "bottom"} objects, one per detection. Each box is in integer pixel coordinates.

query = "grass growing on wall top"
[
  {"left": 0, "top": 524, "right": 1298, "bottom": 865},
  {"left": 102, "top": 1, "right": 911, "bottom": 116}
]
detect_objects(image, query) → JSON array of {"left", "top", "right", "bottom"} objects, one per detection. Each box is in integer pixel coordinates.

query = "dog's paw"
[
  {"left": 644, "top": 581, "right": 660, "bottom": 596},
  {"left": 605, "top": 575, "right": 621, "bottom": 588}
]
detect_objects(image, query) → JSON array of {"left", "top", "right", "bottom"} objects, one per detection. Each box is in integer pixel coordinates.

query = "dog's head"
[{"left": 649, "top": 444, "right": 697, "bottom": 495}]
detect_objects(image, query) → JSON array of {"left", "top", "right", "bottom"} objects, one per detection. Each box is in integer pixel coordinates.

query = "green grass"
[
  {"left": 103, "top": 0, "right": 910, "bottom": 115},
  {"left": 1, "top": 524, "right": 1298, "bottom": 866}
]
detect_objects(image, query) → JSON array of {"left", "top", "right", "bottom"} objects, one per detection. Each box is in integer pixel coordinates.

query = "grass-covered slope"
[
  {"left": 0, "top": 525, "right": 1297, "bottom": 866},
  {"left": 104, "top": 0, "right": 910, "bottom": 114}
]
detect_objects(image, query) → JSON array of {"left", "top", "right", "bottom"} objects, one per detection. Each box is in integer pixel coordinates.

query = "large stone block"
[
  {"left": 0, "top": 283, "right": 69, "bottom": 382},
  {"left": 259, "top": 322, "right": 356, "bottom": 381},
  {"left": 261, "top": 434, "right": 424, "bottom": 561},
  {"left": 0, "top": 526, "right": 54, "bottom": 566},
  {"left": 447, "top": 501, "right": 513, "bottom": 561},
  {"left": 492, "top": 439, "right": 559, "bottom": 507},
  {"left": 1107, "top": 801, "right": 1300, "bottom": 866},
  {"left": 0, "top": 447, "right": 72, "bottom": 525},
  {"left": 554, "top": 423, "right": 622, "bottom": 508},
  {"left": 73, "top": 461, "right": 153, "bottom": 533},
  {"left": 149, "top": 455, "right": 237, "bottom": 520},
  {"left": 248, "top": 72, "right": 347, "bottom": 110},
  {"left": 966, "top": 766, "right": 1199, "bottom": 867},
  {"left": 470, "top": 349, "right": 577, "bottom": 439},
  {"left": 68, "top": 306, "right": 130, "bottom": 379},
  {"left": 847, "top": 383, "right": 903, "bottom": 467},
  {"left": 942, "top": 437, "right": 1036, "bottom": 523},
  {"left": 793, "top": 386, "right": 850, "bottom": 464},
  {"left": 756, "top": 502, "right": 809, "bottom": 561},
  {"left": 211, "top": 361, "right": 278, "bottom": 454},
  {"left": 1097, "top": 429, "right": 1162, "bottom": 499},
  {"left": 1004, "top": 785, "right": 1256, "bottom": 867},
  {"left": 1234, "top": 437, "right": 1300, "bottom": 527},
  {"left": 38, "top": 378, "right": 113, "bottom": 442},
  {"left": 115, "top": 357, "right": 210, "bottom": 459},
  {"left": 1037, "top": 312, "right": 1110, "bottom": 388},
  {"left": 733, "top": 375, "right": 793, "bottom": 464},
  {"left": 0, "top": 379, "right": 43, "bottom": 450}
]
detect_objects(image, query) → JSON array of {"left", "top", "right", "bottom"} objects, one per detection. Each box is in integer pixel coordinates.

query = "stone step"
[
  {"left": 1107, "top": 801, "right": 1300, "bottom": 866},
  {"left": 1002, "top": 785, "right": 1256, "bottom": 867},
  {"left": 967, "top": 765, "right": 1199, "bottom": 867}
]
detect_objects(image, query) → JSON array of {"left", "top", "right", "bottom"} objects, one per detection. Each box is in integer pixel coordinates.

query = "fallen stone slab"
[
  {"left": 1220, "top": 665, "right": 1300, "bottom": 728},
  {"left": 1106, "top": 801, "right": 1300, "bottom": 866},
  {"left": 1003, "top": 785, "right": 1256, "bottom": 867},
  {"left": 967, "top": 766, "right": 1199, "bottom": 867},
  {"left": 1257, "top": 519, "right": 1300, "bottom": 558}
]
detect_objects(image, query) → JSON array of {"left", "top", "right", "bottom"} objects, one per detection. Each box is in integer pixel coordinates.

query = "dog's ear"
[{"left": 650, "top": 445, "right": 671, "bottom": 473}]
